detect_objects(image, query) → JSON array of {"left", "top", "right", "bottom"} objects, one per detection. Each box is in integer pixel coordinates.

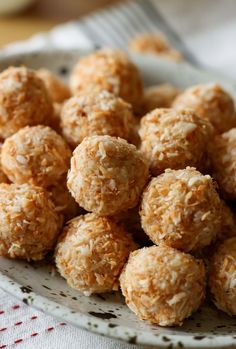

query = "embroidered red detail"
[
  {"left": 14, "top": 339, "right": 23, "bottom": 344},
  {"left": 0, "top": 344, "right": 7, "bottom": 348},
  {"left": 31, "top": 333, "right": 38, "bottom": 337},
  {"left": 59, "top": 322, "right": 66, "bottom": 326},
  {"left": 0, "top": 311, "right": 5, "bottom": 315},
  {"left": 30, "top": 316, "right": 37, "bottom": 320},
  {"left": 12, "top": 305, "right": 20, "bottom": 310},
  {"left": 47, "top": 327, "right": 54, "bottom": 331},
  {"left": 14, "top": 322, "right": 22, "bottom": 326},
  {"left": 0, "top": 327, "right": 7, "bottom": 331}
]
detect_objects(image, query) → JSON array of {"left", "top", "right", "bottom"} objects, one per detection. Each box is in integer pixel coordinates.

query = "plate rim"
[{"left": 0, "top": 48, "right": 236, "bottom": 348}]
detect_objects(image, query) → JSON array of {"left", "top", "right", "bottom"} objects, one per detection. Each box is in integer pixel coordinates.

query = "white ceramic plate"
[{"left": 0, "top": 49, "right": 236, "bottom": 349}]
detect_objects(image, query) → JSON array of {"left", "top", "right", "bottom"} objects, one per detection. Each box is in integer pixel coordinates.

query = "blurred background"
[{"left": 0, "top": 0, "right": 121, "bottom": 46}]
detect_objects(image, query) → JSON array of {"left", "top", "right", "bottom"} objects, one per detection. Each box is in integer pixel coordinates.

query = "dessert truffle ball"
[
  {"left": 67, "top": 135, "right": 149, "bottom": 216},
  {"left": 48, "top": 180, "right": 81, "bottom": 222},
  {"left": 209, "top": 128, "right": 236, "bottom": 199},
  {"left": 140, "top": 168, "right": 221, "bottom": 252},
  {"left": 209, "top": 237, "right": 236, "bottom": 315},
  {"left": 0, "top": 66, "right": 53, "bottom": 139},
  {"left": 55, "top": 213, "right": 137, "bottom": 295},
  {"left": 0, "top": 183, "right": 60, "bottom": 260},
  {"left": 1, "top": 125, "right": 71, "bottom": 187},
  {"left": 60, "top": 91, "right": 136, "bottom": 148},
  {"left": 141, "top": 84, "right": 180, "bottom": 115},
  {"left": 36, "top": 68, "right": 71, "bottom": 103},
  {"left": 129, "top": 33, "right": 183, "bottom": 61},
  {"left": 120, "top": 245, "right": 206, "bottom": 326},
  {"left": 173, "top": 83, "right": 236, "bottom": 133},
  {"left": 70, "top": 49, "right": 143, "bottom": 111},
  {"left": 139, "top": 108, "right": 212, "bottom": 176}
]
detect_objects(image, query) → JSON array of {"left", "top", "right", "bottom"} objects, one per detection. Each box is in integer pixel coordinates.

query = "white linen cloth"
[{"left": 1, "top": 0, "right": 236, "bottom": 348}]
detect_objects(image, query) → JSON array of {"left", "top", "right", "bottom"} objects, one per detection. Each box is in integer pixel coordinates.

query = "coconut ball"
[
  {"left": 209, "top": 237, "right": 236, "bottom": 316},
  {"left": 1, "top": 125, "right": 71, "bottom": 187},
  {"left": 140, "top": 167, "right": 221, "bottom": 252},
  {"left": 0, "top": 183, "right": 60, "bottom": 260},
  {"left": 55, "top": 213, "right": 137, "bottom": 295},
  {"left": 139, "top": 108, "right": 212, "bottom": 176},
  {"left": 129, "top": 33, "right": 183, "bottom": 61},
  {"left": 48, "top": 179, "right": 81, "bottom": 222},
  {"left": 141, "top": 84, "right": 180, "bottom": 115},
  {"left": 36, "top": 68, "right": 71, "bottom": 103},
  {"left": 68, "top": 135, "right": 149, "bottom": 216},
  {"left": 173, "top": 83, "right": 236, "bottom": 133},
  {"left": 60, "top": 91, "right": 136, "bottom": 148},
  {"left": 0, "top": 66, "right": 53, "bottom": 139},
  {"left": 120, "top": 245, "right": 206, "bottom": 326},
  {"left": 209, "top": 128, "right": 236, "bottom": 200},
  {"left": 70, "top": 49, "right": 143, "bottom": 112}
]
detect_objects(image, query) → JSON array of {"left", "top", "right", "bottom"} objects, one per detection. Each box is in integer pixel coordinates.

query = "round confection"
[
  {"left": 120, "top": 245, "right": 206, "bottom": 326},
  {"left": 141, "top": 84, "right": 180, "bottom": 115},
  {"left": 139, "top": 108, "right": 212, "bottom": 176},
  {"left": 209, "top": 237, "right": 236, "bottom": 315},
  {"left": 55, "top": 213, "right": 137, "bottom": 295},
  {"left": 1, "top": 125, "right": 72, "bottom": 187},
  {"left": 129, "top": 33, "right": 183, "bottom": 61},
  {"left": 209, "top": 128, "right": 236, "bottom": 199},
  {"left": 173, "top": 83, "right": 236, "bottom": 133},
  {"left": 0, "top": 66, "right": 53, "bottom": 139},
  {"left": 67, "top": 135, "right": 149, "bottom": 216},
  {"left": 70, "top": 49, "right": 143, "bottom": 112},
  {"left": 60, "top": 91, "right": 136, "bottom": 148},
  {"left": 0, "top": 183, "right": 60, "bottom": 260},
  {"left": 48, "top": 180, "right": 81, "bottom": 222},
  {"left": 36, "top": 68, "right": 71, "bottom": 103},
  {"left": 140, "top": 167, "right": 221, "bottom": 252},
  {"left": 219, "top": 201, "right": 236, "bottom": 241}
]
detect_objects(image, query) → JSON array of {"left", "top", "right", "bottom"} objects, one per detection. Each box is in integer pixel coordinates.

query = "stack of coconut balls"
[{"left": 0, "top": 48, "right": 236, "bottom": 327}]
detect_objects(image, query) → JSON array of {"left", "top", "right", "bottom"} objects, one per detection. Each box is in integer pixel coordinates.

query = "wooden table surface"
[{"left": 0, "top": 0, "right": 121, "bottom": 47}]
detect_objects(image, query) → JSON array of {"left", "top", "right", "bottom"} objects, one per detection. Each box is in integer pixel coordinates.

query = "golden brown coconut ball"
[
  {"left": 36, "top": 68, "right": 71, "bottom": 103},
  {"left": 141, "top": 84, "right": 180, "bottom": 115},
  {"left": 70, "top": 49, "right": 143, "bottom": 112},
  {"left": 129, "top": 33, "right": 183, "bottom": 62},
  {"left": 0, "top": 66, "right": 53, "bottom": 139},
  {"left": 55, "top": 213, "right": 137, "bottom": 295},
  {"left": 209, "top": 128, "right": 236, "bottom": 200},
  {"left": 219, "top": 201, "right": 236, "bottom": 241},
  {"left": 120, "top": 245, "right": 206, "bottom": 326},
  {"left": 1, "top": 125, "right": 71, "bottom": 188},
  {"left": 139, "top": 108, "right": 212, "bottom": 176},
  {"left": 67, "top": 135, "right": 149, "bottom": 216},
  {"left": 140, "top": 167, "right": 222, "bottom": 252},
  {"left": 0, "top": 183, "right": 60, "bottom": 261},
  {"left": 60, "top": 91, "right": 136, "bottom": 148},
  {"left": 209, "top": 237, "right": 236, "bottom": 316},
  {"left": 48, "top": 180, "right": 81, "bottom": 222},
  {"left": 173, "top": 83, "right": 236, "bottom": 133}
]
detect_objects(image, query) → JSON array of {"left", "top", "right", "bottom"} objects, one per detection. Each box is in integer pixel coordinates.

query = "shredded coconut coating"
[
  {"left": 139, "top": 108, "right": 212, "bottom": 176},
  {"left": 48, "top": 179, "right": 81, "bottom": 223},
  {"left": 1, "top": 125, "right": 72, "bottom": 187},
  {"left": 173, "top": 83, "right": 236, "bottom": 133},
  {"left": 0, "top": 183, "right": 60, "bottom": 261},
  {"left": 67, "top": 135, "right": 149, "bottom": 216},
  {"left": 129, "top": 33, "right": 183, "bottom": 62},
  {"left": 36, "top": 68, "right": 71, "bottom": 103},
  {"left": 209, "top": 128, "right": 236, "bottom": 199},
  {"left": 120, "top": 245, "right": 206, "bottom": 326},
  {"left": 0, "top": 66, "right": 53, "bottom": 139},
  {"left": 70, "top": 49, "right": 143, "bottom": 112},
  {"left": 219, "top": 201, "right": 236, "bottom": 241},
  {"left": 209, "top": 237, "right": 236, "bottom": 316},
  {"left": 140, "top": 168, "right": 221, "bottom": 252},
  {"left": 55, "top": 213, "right": 137, "bottom": 295},
  {"left": 141, "top": 84, "right": 180, "bottom": 115},
  {"left": 60, "top": 91, "right": 136, "bottom": 148}
]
